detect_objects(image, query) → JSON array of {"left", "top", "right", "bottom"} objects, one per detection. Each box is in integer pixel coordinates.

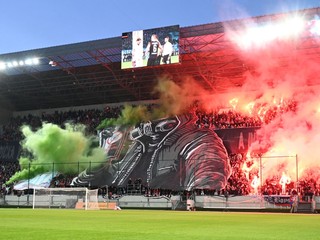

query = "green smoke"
[
  {"left": 97, "top": 78, "right": 197, "bottom": 129},
  {"left": 97, "top": 104, "right": 166, "bottom": 129},
  {"left": 6, "top": 122, "right": 106, "bottom": 185}
]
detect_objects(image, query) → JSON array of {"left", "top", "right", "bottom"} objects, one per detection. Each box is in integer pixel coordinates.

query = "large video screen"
[{"left": 121, "top": 25, "right": 180, "bottom": 69}]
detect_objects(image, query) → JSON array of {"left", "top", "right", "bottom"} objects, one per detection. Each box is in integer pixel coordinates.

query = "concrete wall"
[{"left": 4, "top": 194, "right": 319, "bottom": 211}]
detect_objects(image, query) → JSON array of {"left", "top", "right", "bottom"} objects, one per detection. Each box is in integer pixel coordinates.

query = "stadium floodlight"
[
  {"left": 230, "top": 15, "right": 305, "bottom": 50},
  {"left": 0, "top": 62, "right": 5, "bottom": 70},
  {"left": 277, "top": 16, "right": 305, "bottom": 38},
  {"left": 25, "top": 58, "right": 33, "bottom": 65},
  {"left": 32, "top": 58, "right": 39, "bottom": 65},
  {"left": 0, "top": 57, "right": 40, "bottom": 71}
]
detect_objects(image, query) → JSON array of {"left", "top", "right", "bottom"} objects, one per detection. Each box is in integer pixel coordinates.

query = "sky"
[{"left": 0, "top": 0, "right": 319, "bottom": 54}]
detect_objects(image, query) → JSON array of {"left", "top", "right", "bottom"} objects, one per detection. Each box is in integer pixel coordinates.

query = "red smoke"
[
  {"left": 156, "top": 13, "right": 320, "bottom": 189},
  {"left": 223, "top": 15, "right": 320, "bottom": 185}
]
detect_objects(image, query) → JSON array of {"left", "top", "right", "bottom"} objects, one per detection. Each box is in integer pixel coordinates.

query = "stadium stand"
[
  {"left": 1, "top": 7, "right": 320, "bottom": 212},
  {"left": 0, "top": 104, "right": 319, "bottom": 201}
]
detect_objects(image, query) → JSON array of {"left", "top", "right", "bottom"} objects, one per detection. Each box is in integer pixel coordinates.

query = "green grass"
[{"left": 1, "top": 209, "right": 320, "bottom": 240}]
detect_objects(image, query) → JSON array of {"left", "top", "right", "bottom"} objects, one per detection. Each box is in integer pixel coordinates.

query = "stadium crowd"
[
  {"left": 194, "top": 99, "right": 297, "bottom": 129},
  {"left": 0, "top": 106, "right": 123, "bottom": 142},
  {"left": 0, "top": 100, "right": 319, "bottom": 200}
]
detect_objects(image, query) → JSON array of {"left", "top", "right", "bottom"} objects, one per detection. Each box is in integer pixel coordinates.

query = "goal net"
[{"left": 32, "top": 188, "right": 99, "bottom": 210}]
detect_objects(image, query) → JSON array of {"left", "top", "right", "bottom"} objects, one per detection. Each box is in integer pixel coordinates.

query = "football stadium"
[{"left": 1, "top": 6, "right": 320, "bottom": 240}]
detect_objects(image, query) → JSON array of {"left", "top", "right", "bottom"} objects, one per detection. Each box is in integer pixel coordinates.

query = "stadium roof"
[{"left": 1, "top": 7, "right": 320, "bottom": 112}]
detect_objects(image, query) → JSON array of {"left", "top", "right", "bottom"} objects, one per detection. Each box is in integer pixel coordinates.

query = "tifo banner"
[
  {"left": 215, "top": 127, "right": 259, "bottom": 154},
  {"left": 9, "top": 115, "right": 260, "bottom": 190},
  {"left": 264, "top": 195, "right": 291, "bottom": 206},
  {"left": 0, "top": 141, "right": 20, "bottom": 162},
  {"left": 72, "top": 115, "right": 260, "bottom": 190},
  {"left": 14, "top": 172, "right": 55, "bottom": 190}
]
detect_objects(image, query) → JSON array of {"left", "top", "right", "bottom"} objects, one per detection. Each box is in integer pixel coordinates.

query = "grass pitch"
[{"left": 1, "top": 209, "right": 320, "bottom": 240}]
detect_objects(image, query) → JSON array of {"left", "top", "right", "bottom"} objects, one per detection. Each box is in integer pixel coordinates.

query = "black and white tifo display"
[{"left": 71, "top": 114, "right": 232, "bottom": 191}]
